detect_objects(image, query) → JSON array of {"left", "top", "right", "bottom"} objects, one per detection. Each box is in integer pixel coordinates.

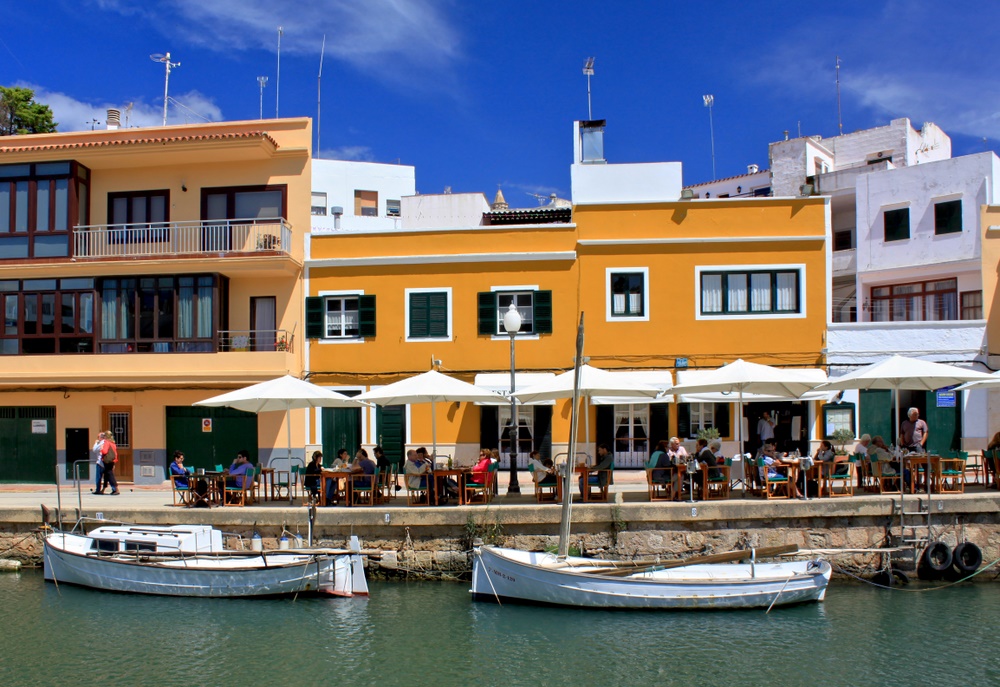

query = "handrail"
[
  {"left": 72, "top": 459, "right": 90, "bottom": 517},
  {"left": 72, "top": 218, "right": 292, "bottom": 259}
]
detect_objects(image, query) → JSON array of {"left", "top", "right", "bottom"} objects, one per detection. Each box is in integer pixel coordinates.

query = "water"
[{"left": 2, "top": 569, "right": 998, "bottom": 687}]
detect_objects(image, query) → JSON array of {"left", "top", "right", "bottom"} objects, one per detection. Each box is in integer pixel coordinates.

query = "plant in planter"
[
  {"left": 831, "top": 428, "right": 855, "bottom": 455},
  {"left": 697, "top": 426, "right": 721, "bottom": 443},
  {"left": 231, "top": 335, "right": 250, "bottom": 351},
  {"left": 275, "top": 336, "right": 288, "bottom": 352}
]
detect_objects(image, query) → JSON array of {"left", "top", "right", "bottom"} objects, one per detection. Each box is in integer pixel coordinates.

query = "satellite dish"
[{"left": 150, "top": 53, "right": 166, "bottom": 62}]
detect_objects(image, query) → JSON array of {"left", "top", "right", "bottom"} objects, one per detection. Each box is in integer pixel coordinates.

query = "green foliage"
[
  {"left": 696, "top": 426, "right": 721, "bottom": 442},
  {"left": 463, "top": 512, "right": 504, "bottom": 548},
  {"left": 0, "top": 86, "right": 58, "bottom": 135},
  {"left": 831, "top": 428, "right": 855, "bottom": 453}
]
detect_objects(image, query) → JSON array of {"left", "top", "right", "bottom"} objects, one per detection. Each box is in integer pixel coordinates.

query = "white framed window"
[
  {"left": 405, "top": 287, "right": 452, "bottom": 341},
  {"left": 311, "top": 192, "right": 327, "bottom": 216},
  {"left": 606, "top": 267, "right": 649, "bottom": 321},
  {"left": 695, "top": 264, "right": 806, "bottom": 320},
  {"left": 386, "top": 199, "right": 401, "bottom": 217},
  {"left": 614, "top": 404, "right": 649, "bottom": 458},
  {"left": 499, "top": 405, "right": 533, "bottom": 456},
  {"left": 325, "top": 296, "right": 359, "bottom": 338},
  {"left": 497, "top": 291, "right": 535, "bottom": 334},
  {"left": 690, "top": 403, "right": 715, "bottom": 435}
]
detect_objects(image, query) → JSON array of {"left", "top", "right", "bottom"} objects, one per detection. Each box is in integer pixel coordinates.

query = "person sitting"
[
  {"left": 759, "top": 439, "right": 801, "bottom": 498},
  {"left": 331, "top": 448, "right": 350, "bottom": 469},
  {"left": 169, "top": 450, "right": 189, "bottom": 489},
  {"left": 649, "top": 440, "right": 672, "bottom": 484},
  {"left": 471, "top": 449, "right": 493, "bottom": 484},
  {"left": 694, "top": 438, "right": 721, "bottom": 480},
  {"left": 227, "top": 450, "right": 254, "bottom": 488},
  {"left": 854, "top": 433, "right": 872, "bottom": 457},
  {"left": 870, "top": 435, "right": 908, "bottom": 488},
  {"left": 666, "top": 437, "right": 689, "bottom": 466},
  {"left": 349, "top": 448, "right": 376, "bottom": 489},
  {"left": 373, "top": 445, "right": 401, "bottom": 493},
  {"left": 527, "top": 450, "right": 556, "bottom": 485},
  {"left": 985, "top": 431, "right": 1000, "bottom": 484},
  {"left": 303, "top": 450, "right": 323, "bottom": 502},
  {"left": 405, "top": 449, "right": 432, "bottom": 500},
  {"left": 579, "top": 443, "right": 613, "bottom": 494}
]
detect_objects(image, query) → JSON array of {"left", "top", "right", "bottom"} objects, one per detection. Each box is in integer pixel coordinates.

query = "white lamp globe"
[{"left": 503, "top": 303, "right": 522, "bottom": 334}]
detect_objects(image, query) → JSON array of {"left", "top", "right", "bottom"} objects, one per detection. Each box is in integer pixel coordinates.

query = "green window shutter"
[
  {"left": 478, "top": 292, "right": 497, "bottom": 335},
  {"left": 359, "top": 295, "right": 376, "bottom": 337},
  {"left": 533, "top": 290, "right": 552, "bottom": 334},
  {"left": 714, "top": 402, "right": 730, "bottom": 439},
  {"left": 409, "top": 293, "right": 429, "bottom": 338},
  {"left": 428, "top": 292, "right": 448, "bottom": 338},
  {"left": 649, "top": 404, "right": 669, "bottom": 451},
  {"left": 677, "top": 403, "right": 691, "bottom": 439},
  {"left": 305, "top": 297, "right": 324, "bottom": 339}
]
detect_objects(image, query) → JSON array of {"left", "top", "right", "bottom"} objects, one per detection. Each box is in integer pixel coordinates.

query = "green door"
[
  {"left": 321, "top": 406, "right": 361, "bottom": 464},
  {"left": 375, "top": 405, "right": 406, "bottom": 467},
  {"left": 924, "top": 389, "right": 961, "bottom": 455},
  {"left": 860, "top": 390, "right": 893, "bottom": 445},
  {"left": 166, "top": 406, "right": 258, "bottom": 471},
  {"left": 0, "top": 406, "right": 57, "bottom": 483}
]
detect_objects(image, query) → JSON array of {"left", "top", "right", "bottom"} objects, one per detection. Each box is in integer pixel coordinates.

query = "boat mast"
[{"left": 558, "top": 312, "right": 585, "bottom": 557}]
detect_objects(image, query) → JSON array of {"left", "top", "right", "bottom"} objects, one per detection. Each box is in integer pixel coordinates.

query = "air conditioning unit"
[{"left": 140, "top": 466, "right": 156, "bottom": 478}]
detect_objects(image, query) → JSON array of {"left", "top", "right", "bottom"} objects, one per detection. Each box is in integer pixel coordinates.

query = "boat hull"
[
  {"left": 44, "top": 532, "right": 361, "bottom": 598},
  {"left": 471, "top": 546, "right": 831, "bottom": 610}
]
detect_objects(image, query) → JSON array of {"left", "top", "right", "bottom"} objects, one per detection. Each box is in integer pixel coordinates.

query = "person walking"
[
  {"left": 91, "top": 432, "right": 105, "bottom": 495},
  {"left": 99, "top": 430, "right": 120, "bottom": 495}
]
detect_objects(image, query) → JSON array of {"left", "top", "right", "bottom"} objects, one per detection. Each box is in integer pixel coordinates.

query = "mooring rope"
[{"left": 832, "top": 555, "right": 1000, "bottom": 592}]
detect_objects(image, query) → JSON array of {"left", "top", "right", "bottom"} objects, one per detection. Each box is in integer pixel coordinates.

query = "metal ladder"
[{"left": 896, "top": 456, "right": 935, "bottom": 565}]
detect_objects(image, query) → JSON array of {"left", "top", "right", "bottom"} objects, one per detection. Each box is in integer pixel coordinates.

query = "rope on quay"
[{"left": 832, "top": 555, "right": 1000, "bottom": 592}]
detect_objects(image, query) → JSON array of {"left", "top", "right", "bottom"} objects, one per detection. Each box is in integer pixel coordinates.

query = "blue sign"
[{"left": 936, "top": 391, "right": 956, "bottom": 408}]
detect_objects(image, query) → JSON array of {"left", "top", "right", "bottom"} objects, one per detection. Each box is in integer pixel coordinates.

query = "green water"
[{"left": 2, "top": 569, "right": 997, "bottom": 687}]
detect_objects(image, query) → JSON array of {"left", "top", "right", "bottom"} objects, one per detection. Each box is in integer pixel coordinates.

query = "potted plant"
[
  {"left": 275, "top": 335, "right": 288, "bottom": 352},
  {"left": 697, "top": 426, "right": 721, "bottom": 443},
  {"left": 831, "top": 428, "right": 855, "bottom": 455},
  {"left": 231, "top": 335, "right": 249, "bottom": 352}
]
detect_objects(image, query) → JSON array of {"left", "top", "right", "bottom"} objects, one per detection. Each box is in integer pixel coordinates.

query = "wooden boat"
[
  {"left": 471, "top": 546, "right": 831, "bottom": 610},
  {"left": 43, "top": 524, "right": 368, "bottom": 598}
]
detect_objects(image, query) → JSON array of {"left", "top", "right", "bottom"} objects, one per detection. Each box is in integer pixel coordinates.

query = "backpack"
[{"left": 106, "top": 442, "right": 118, "bottom": 464}]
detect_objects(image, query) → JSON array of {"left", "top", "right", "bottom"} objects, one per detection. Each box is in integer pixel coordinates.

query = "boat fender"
[
  {"left": 921, "top": 541, "right": 953, "bottom": 575},
  {"left": 872, "top": 568, "right": 909, "bottom": 587},
  {"left": 891, "top": 569, "right": 909, "bottom": 586},
  {"left": 952, "top": 542, "right": 982, "bottom": 576},
  {"left": 251, "top": 532, "right": 263, "bottom": 552},
  {"left": 279, "top": 535, "right": 290, "bottom": 550}
]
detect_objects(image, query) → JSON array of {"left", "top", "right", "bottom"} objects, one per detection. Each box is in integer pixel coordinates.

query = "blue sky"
[{"left": 3, "top": 0, "right": 998, "bottom": 202}]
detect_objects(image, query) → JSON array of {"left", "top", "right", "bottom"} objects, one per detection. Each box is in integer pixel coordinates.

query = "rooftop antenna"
[
  {"left": 123, "top": 102, "right": 134, "bottom": 128},
  {"left": 150, "top": 52, "right": 180, "bottom": 126},
  {"left": 87, "top": 118, "right": 101, "bottom": 131},
  {"left": 582, "top": 57, "right": 595, "bottom": 120},
  {"left": 835, "top": 56, "right": 843, "bottom": 135},
  {"left": 257, "top": 76, "right": 268, "bottom": 120},
  {"left": 276, "top": 26, "right": 283, "bottom": 118},
  {"left": 703, "top": 94, "right": 716, "bottom": 180},
  {"left": 317, "top": 34, "right": 326, "bottom": 156}
]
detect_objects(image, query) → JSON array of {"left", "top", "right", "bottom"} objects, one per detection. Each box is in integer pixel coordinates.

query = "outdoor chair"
[
  {"left": 581, "top": 462, "right": 613, "bottom": 502},
  {"left": 645, "top": 464, "right": 674, "bottom": 502},
  {"left": 349, "top": 468, "right": 379, "bottom": 506},
  {"left": 169, "top": 470, "right": 192, "bottom": 506},
  {"left": 705, "top": 458, "right": 731, "bottom": 500},
  {"left": 821, "top": 457, "right": 855, "bottom": 497},
  {"left": 406, "top": 476, "right": 430, "bottom": 506},
  {"left": 758, "top": 457, "right": 792, "bottom": 499},
  {"left": 870, "top": 455, "right": 901, "bottom": 494},
  {"left": 937, "top": 455, "right": 965, "bottom": 494},
  {"left": 986, "top": 450, "right": 999, "bottom": 489},
  {"left": 223, "top": 468, "right": 255, "bottom": 506},
  {"left": 529, "top": 464, "right": 559, "bottom": 503},
  {"left": 464, "top": 463, "right": 497, "bottom": 505}
]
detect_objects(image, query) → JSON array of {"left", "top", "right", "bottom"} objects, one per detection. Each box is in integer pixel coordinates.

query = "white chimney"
[
  {"left": 106, "top": 109, "right": 121, "bottom": 130},
  {"left": 747, "top": 164, "right": 759, "bottom": 175}
]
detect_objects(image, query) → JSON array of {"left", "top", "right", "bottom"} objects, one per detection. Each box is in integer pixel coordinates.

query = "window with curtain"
[
  {"left": 325, "top": 297, "right": 360, "bottom": 337},
  {"left": 609, "top": 271, "right": 645, "bottom": 317},
  {"left": 700, "top": 270, "right": 801, "bottom": 316},
  {"left": 100, "top": 274, "right": 218, "bottom": 352},
  {"left": 0, "top": 160, "right": 80, "bottom": 260},
  {"left": 496, "top": 292, "right": 534, "bottom": 334},
  {"left": 690, "top": 403, "right": 715, "bottom": 436},
  {"left": 499, "top": 405, "right": 532, "bottom": 456},
  {"left": 870, "top": 278, "right": 957, "bottom": 322},
  {"left": 613, "top": 404, "right": 649, "bottom": 457}
]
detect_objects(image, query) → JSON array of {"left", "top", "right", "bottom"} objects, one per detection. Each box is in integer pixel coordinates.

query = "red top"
[{"left": 470, "top": 457, "right": 492, "bottom": 484}]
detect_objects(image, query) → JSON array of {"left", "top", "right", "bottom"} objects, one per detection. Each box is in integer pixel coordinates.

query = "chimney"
[
  {"left": 106, "top": 108, "right": 121, "bottom": 130},
  {"left": 747, "top": 164, "right": 759, "bottom": 175}
]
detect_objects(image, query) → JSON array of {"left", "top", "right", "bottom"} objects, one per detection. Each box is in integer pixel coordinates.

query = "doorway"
[
  {"left": 102, "top": 406, "right": 133, "bottom": 481},
  {"left": 250, "top": 296, "right": 276, "bottom": 351}
]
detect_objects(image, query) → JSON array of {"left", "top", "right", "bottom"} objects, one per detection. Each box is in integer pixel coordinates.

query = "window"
[
  {"left": 407, "top": 290, "right": 450, "bottom": 339},
  {"left": 0, "top": 160, "right": 83, "bottom": 260},
  {"left": 613, "top": 404, "right": 649, "bottom": 458},
  {"left": 869, "top": 278, "right": 957, "bottom": 322},
  {"left": 477, "top": 290, "right": 552, "bottom": 335},
  {"left": 884, "top": 208, "right": 910, "bottom": 242},
  {"left": 689, "top": 403, "right": 715, "bottom": 436},
  {"left": 354, "top": 190, "right": 378, "bottom": 217},
  {"left": 499, "top": 406, "right": 532, "bottom": 457},
  {"left": 833, "top": 230, "right": 853, "bottom": 251},
  {"left": 311, "top": 192, "right": 327, "bottom": 216},
  {"left": 202, "top": 186, "right": 286, "bottom": 221},
  {"left": 961, "top": 290, "right": 983, "bottom": 320},
  {"left": 677, "top": 402, "right": 729, "bottom": 440},
  {"left": 934, "top": 200, "right": 962, "bottom": 235},
  {"left": 108, "top": 190, "right": 169, "bottom": 243},
  {"left": 608, "top": 270, "right": 647, "bottom": 319},
  {"left": 386, "top": 199, "right": 401, "bottom": 217},
  {"left": 699, "top": 269, "right": 800, "bottom": 316},
  {"left": 822, "top": 403, "right": 856, "bottom": 441},
  {"left": 305, "top": 294, "right": 375, "bottom": 339}
]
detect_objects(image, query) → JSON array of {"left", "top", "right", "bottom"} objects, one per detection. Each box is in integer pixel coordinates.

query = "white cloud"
[
  {"left": 94, "top": 0, "right": 462, "bottom": 92},
  {"left": 319, "top": 145, "right": 376, "bottom": 161},
  {"left": 23, "top": 83, "right": 223, "bottom": 132}
]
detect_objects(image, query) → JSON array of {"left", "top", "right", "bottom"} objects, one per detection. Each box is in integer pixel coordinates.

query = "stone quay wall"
[{"left": 3, "top": 494, "right": 1000, "bottom": 580}]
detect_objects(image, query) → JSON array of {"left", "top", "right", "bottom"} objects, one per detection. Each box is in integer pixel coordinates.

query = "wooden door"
[{"left": 102, "top": 406, "right": 133, "bottom": 481}]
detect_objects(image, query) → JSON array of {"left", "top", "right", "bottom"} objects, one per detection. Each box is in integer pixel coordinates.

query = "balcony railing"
[
  {"left": 72, "top": 219, "right": 292, "bottom": 259},
  {"left": 218, "top": 329, "right": 294, "bottom": 353}
]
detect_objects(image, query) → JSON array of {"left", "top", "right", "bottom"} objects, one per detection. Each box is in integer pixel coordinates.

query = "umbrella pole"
[
  {"left": 739, "top": 389, "right": 745, "bottom": 494},
  {"left": 432, "top": 400, "right": 438, "bottom": 464},
  {"left": 895, "top": 386, "right": 903, "bottom": 548},
  {"left": 287, "top": 403, "right": 294, "bottom": 504}
]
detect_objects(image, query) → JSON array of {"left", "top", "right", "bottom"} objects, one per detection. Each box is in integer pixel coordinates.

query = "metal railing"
[
  {"left": 218, "top": 328, "right": 294, "bottom": 353},
  {"left": 72, "top": 218, "right": 292, "bottom": 259}
]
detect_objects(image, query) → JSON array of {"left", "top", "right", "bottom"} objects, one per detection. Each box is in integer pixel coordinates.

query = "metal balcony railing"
[
  {"left": 218, "top": 329, "right": 294, "bottom": 353},
  {"left": 72, "top": 219, "right": 292, "bottom": 259}
]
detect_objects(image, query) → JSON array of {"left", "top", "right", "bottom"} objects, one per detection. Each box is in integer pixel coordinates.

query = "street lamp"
[{"left": 503, "top": 303, "right": 522, "bottom": 494}]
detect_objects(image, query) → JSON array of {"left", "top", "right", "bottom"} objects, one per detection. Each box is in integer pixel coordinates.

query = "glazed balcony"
[{"left": 72, "top": 219, "right": 291, "bottom": 259}]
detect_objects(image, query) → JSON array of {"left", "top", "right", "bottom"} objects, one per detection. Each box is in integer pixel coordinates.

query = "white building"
[{"left": 310, "top": 159, "right": 416, "bottom": 234}]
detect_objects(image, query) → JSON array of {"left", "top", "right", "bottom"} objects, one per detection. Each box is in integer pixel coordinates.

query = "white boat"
[
  {"left": 43, "top": 524, "right": 368, "bottom": 598},
  {"left": 472, "top": 546, "right": 831, "bottom": 610}
]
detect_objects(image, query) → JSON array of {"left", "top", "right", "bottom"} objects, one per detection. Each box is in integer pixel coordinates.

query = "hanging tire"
[
  {"left": 891, "top": 569, "right": 909, "bottom": 586},
  {"left": 872, "top": 570, "right": 892, "bottom": 587},
  {"left": 922, "top": 541, "right": 953, "bottom": 574},
  {"left": 952, "top": 542, "right": 982, "bottom": 576}
]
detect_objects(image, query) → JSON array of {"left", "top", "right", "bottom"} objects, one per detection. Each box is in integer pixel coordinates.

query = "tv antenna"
[
  {"left": 582, "top": 57, "right": 595, "bottom": 119},
  {"left": 317, "top": 34, "right": 326, "bottom": 155},
  {"left": 703, "top": 94, "right": 716, "bottom": 180},
  {"left": 527, "top": 192, "right": 549, "bottom": 206},
  {"left": 276, "top": 26, "right": 283, "bottom": 118},
  {"left": 150, "top": 52, "right": 180, "bottom": 126},
  {"left": 835, "top": 56, "right": 843, "bottom": 135},
  {"left": 123, "top": 102, "right": 134, "bottom": 128},
  {"left": 257, "top": 76, "right": 268, "bottom": 120}
]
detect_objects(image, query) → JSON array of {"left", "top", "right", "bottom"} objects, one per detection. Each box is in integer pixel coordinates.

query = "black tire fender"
[
  {"left": 952, "top": 542, "right": 982, "bottom": 575},
  {"left": 922, "top": 541, "right": 953, "bottom": 573}
]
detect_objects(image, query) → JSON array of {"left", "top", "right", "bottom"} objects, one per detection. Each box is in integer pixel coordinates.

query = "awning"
[
  {"left": 474, "top": 373, "right": 557, "bottom": 405},
  {"left": 590, "top": 370, "right": 674, "bottom": 406},
  {"left": 675, "top": 368, "right": 832, "bottom": 403}
]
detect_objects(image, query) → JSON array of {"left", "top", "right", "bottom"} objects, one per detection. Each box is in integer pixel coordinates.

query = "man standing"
[
  {"left": 900, "top": 408, "right": 929, "bottom": 453},
  {"left": 757, "top": 411, "right": 776, "bottom": 447}
]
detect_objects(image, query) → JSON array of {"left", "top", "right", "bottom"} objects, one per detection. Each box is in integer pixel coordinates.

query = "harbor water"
[{"left": 2, "top": 569, "right": 998, "bottom": 686}]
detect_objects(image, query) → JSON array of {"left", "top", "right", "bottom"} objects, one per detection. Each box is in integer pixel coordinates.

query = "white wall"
[
  {"left": 311, "top": 159, "right": 416, "bottom": 234},
  {"left": 400, "top": 193, "right": 491, "bottom": 229},
  {"left": 684, "top": 169, "right": 770, "bottom": 199},
  {"left": 571, "top": 162, "right": 683, "bottom": 204}
]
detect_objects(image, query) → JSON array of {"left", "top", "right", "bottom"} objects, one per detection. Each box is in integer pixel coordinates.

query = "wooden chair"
[
  {"left": 581, "top": 463, "right": 613, "bottom": 502},
  {"left": 937, "top": 455, "right": 965, "bottom": 494},
  {"left": 645, "top": 465, "right": 674, "bottom": 501},
  {"left": 464, "top": 464, "right": 497, "bottom": 505},
  {"left": 758, "top": 457, "right": 791, "bottom": 499},
  {"left": 375, "top": 468, "right": 393, "bottom": 504},
  {"left": 348, "top": 469, "right": 379, "bottom": 506},
  {"left": 985, "top": 449, "right": 999, "bottom": 489},
  {"left": 223, "top": 469, "right": 255, "bottom": 506},
  {"left": 821, "top": 458, "right": 855, "bottom": 497},
  {"left": 169, "top": 471, "right": 192, "bottom": 506},
  {"left": 406, "top": 473, "right": 430, "bottom": 506},
  {"left": 870, "top": 455, "right": 901, "bottom": 494},
  {"left": 529, "top": 464, "right": 560, "bottom": 503},
  {"left": 950, "top": 450, "right": 976, "bottom": 486},
  {"left": 705, "top": 459, "right": 731, "bottom": 500}
]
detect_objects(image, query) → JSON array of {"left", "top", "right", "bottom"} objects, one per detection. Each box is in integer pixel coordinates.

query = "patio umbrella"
[
  {"left": 194, "top": 375, "right": 359, "bottom": 503},
  {"left": 667, "top": 359, "right": 826, "bottom": 460},
  {"left": 514, "top": 365, "right": 664, "bottom": 458},
  {"left": 355, "top": 369, "right": 503, "bottom": 460}
]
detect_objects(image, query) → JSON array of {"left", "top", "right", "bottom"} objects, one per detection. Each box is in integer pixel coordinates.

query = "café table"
[
  {"left": 259, "top": 467, "right": 275, "bottom": 502},
  {"left": 433, "top": 468, "right": 469, "bottom": 505},
  {"left": 903, "top": 454, "right": 941, "bottom": 494},
  {"left": 319, "top": 468, "right": 351, "bottom": 506},
  {"left": 188, "top": 471, "right": 224, "bottom": 508}
]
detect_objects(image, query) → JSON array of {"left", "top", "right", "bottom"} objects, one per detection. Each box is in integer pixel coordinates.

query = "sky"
[{"left": 3, "top": 0, "right": 1000, "bottom": 202}]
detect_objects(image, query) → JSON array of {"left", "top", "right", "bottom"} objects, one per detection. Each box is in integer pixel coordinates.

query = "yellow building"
[
  {"left": 305, "top": 121, "right": 830, "bottom": 469},
  {"left": 0, "top": 118, "right": 311, "bottom": 483}
]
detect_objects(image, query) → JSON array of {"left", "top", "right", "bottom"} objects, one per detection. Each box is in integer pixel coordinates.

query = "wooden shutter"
[
  {"left": 305, "top": 297, "right": 324, "bottom": 338},
  {"left": 533, "top": 406, "right": 553, "bottom": 460},
  {"left": 859, "top": 389, "right": 893, "bottom": 445},
  {"left": 676, "top": 403, "right": 691, "bottom": 439},
  {"left": 714, "top": 403, "right": 730, "bottom": 439},
  {"left": 477, "top": 292, "right": 497, "bottom": 335},
  {"left": 359, "top": 295, "right": 376, "bottom": 337},
  {"left": 428, "top": 292, "right": 448, "bottom": 338},
  {"left": 409, "top": 293, "right": 429, "bottom": 338},
  {"left": 649, "top": 404, "right": 669, "bottom": 452},
  {"left": 480, "top": 406, "right": 499, "bottom": 451},
  {"left": 534, "top": 290, "right": 552, "bottom": 334}
]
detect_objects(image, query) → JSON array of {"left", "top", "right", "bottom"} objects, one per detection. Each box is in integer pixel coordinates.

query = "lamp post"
[{"left": 503, "top": 303, "right": 522, "bottom": 494}]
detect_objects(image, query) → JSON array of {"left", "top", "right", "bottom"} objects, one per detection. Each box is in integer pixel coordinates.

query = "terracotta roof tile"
[{"left": 0, "top": 130, "right": 279, "bottom": 154}]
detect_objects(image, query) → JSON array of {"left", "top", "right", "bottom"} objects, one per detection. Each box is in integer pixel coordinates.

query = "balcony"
[
  {"left": 72, "top": 219, "right": 292, "bottom": 260},
  {"left": 827, "top": 320, "right": 986, "bottom": 367},
  {"left": 218, "top": 329, "right": 294, "bottom": 353}
]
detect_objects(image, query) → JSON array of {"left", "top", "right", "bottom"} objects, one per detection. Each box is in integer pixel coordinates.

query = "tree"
[{"left": 0, "top": 86, "right": 58, "bottom": 135}]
